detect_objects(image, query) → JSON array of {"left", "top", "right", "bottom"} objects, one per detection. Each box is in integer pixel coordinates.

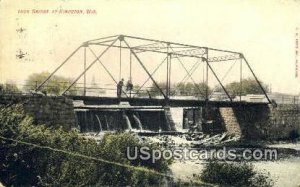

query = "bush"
[
  {"left": 96, "top": 132, "right": 171, "bottom": 186},
  {"left": 0, "top": 104, "right": 171, "bottom": 186},
  {"left": 199, "top": 161, "right": 273, "bottom": 187},
  {"left": 289, "top": 129, "right": 299, "bottom": 142}
]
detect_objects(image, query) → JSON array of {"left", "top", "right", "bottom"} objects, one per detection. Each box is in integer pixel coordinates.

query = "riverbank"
[{"left": 83, "top": 131, "right": 300, "bottom": 186}]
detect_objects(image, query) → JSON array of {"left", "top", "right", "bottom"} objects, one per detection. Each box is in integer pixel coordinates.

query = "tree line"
[
  {"left": 0, "top": 72, "right": 269, "bottom": 97},
  {"left": 145, "top": 78, "right": 268, "bottom": 99}
]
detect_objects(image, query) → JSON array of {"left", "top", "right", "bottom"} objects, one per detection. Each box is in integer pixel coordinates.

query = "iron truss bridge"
[{"left": 35, "top": 35, "right": 272, "bottom": 106}]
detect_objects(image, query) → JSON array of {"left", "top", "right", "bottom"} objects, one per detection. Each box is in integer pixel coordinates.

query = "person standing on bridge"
[
  {"left": 126, "top": 79, "right": 133, "bottom": 97},
  {"left": 117, "top": 78, "right": 124, "bottom": 98},
  {"left": 126, "top": 79, "right": 133, "bottom": 92}
]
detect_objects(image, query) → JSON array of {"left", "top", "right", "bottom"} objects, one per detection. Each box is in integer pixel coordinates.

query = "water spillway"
[
  {"left": 74, "top": 102, "right": 226, "bottom": 134},
  {"left": 95, "top": 115, "right": 103, "bottom": 132},
  {"left": 75, "top": 107, "right": 176, "bottom": 132},
  {"left": 133, "top": 114, "right": 143, "bottom": 130}
]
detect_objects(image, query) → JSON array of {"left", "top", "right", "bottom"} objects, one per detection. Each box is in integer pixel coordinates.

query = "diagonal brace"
[
  {"left": 123, "top": 38, "right": 167, "bottom": 100},
  {"left": 133, "top": 56, "right": 168, "bottom": 97},
  {"left": 61, "top": 38, "right": 118, "bottom": 95},
  {"left": 88, "top": 46, "right": 128, "bottom": 98},
  {"left": 204, "top": 58, "right": 232, "bottom": 102},
  {"left": 35, "top": 45, "right": 82, "bottom": 92}
]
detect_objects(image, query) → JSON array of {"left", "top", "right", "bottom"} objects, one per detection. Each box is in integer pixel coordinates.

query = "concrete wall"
[
  {"left": 0, "top": 95, "right": 76, "bottom": 130},
  {"left": 183, "top": 104, "right": 300, "bottom": 140},
  {"left": 220, "top": 104, "right": 300, "bottom": 140}
]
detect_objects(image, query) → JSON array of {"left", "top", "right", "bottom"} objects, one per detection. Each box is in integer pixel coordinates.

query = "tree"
[
  {"left": 199, "top": 161, "right": 273, "bottom": 187},
  {"left": 176, "top": 82, "right": 211, "bottom": 99},
  {"left": 0, "top": 104, "right": 171, "bottom": 186},
  {"left": 138, "top": 82, "right": 212, "bottom": 98},
  {"left": 193, "top": 82, "right": 212, "bottom": 99},
  {"left": 225, "top": 78, "right": 269, "bottom": 98},
  {"left": 176, "top": 82, "right": 194, "bottom": 96},
  {"left": 24, "top": 72, "right": 78, "bottom": 95},
  {"left": 149, "top": 82, "right": 168, "bottom": 97},
  {"left": 0, "top": 82, "right": 21, "bottom": 95}
]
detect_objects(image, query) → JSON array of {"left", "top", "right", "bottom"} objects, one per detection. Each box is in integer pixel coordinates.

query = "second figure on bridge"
[{"left": 117, "top": 78, "right": 124, "bottom": 98}]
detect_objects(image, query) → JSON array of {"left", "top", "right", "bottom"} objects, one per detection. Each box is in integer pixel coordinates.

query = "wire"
[
  {"left": 0, "top": 135, "right": 216, "bottom": 187},
  {"left": 0, "top": 135, "right": 170, "bottom": 177}
]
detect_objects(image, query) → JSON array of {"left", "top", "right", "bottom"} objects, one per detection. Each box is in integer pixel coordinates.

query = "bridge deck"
[{"left": 69, "top": 95, "right": 269, "bottom": 107}]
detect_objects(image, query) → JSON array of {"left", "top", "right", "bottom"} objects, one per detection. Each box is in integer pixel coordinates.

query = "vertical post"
[
  {"left": 129, "top": 51, "right": 132, "bottom": 98},
  {"left": 119, "top": 39, "right": 122, "bottom": 81},
  {"left": 123, "top": 38, "right": 167, "bottom": 99},
  {"left": 166, "top": 50, "right": 169, "bottom": 98},
  {"left": 240, "top": 57, "right": 242, "bottom": 101},
  {"left": 166, "top": 62, "right": 169, "bottom": 97},
  {"left": 293, "top": 96, "right": 296, "bottom": 104},
  {"left": 202, "top": 63, "right": 205, "bottom": 84},
  {"left": 169, "top": 53, "right": 172, "bottom": 98},
  {"left": 192, "top": 108, "right": 195, "bottom": 126},
  {"left": 35, "top": 81, "right": 38, "bottom": 90},
  {"left": 62, "top": 38, "right": 118, "bottom": 95},
  {"left": 83, "top": 47, "right": 87, "bottom": 96},
  {"left": 205, "top": 48, "right": 209, "bottom": 123},
  {"left": 206, "top": 48, "right": 209, "bottom": 101}
]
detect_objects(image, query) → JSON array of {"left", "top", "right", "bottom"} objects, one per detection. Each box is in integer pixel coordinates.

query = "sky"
[{"left": 0, "top": 0, "right": 300, "bottom": 94}]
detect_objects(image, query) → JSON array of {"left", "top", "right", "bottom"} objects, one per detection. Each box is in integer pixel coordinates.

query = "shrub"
[
  {"left": 289, "top": 129, "right": 299, "bottom": 142},
  {"left": 199, "top": 160, "right": 274, "bottom": 187},
  {"left": 96, "top": 132, "right": 171, "bottom": 186},
  {"left": 0, "top": 104, "right": 171, "bottom": 186}
]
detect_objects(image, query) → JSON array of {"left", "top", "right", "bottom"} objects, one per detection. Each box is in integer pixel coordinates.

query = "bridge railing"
[
  {"left": 2, "top": 83, "right": 299, "bottom": 105},
  {"left": 270, "top": 95, "right": 300, "bottom": 105}
]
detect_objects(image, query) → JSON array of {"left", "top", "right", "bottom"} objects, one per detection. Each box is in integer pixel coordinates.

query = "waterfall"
[
  {"left": 124, "top": 114, "right": 132, "bottom": 130},
  {"left": 84, "top": 111, "right": 88, "bottom": 132},
  {"left": 133, "top": 114, "right": 143, "bottom": 130},
  {"left": 95, "top": 115, "right": 103, "bottom": 132},
  {"left": 170, "top": 107, "right": 184, "bottom": 132},
  {"left": 104, "top": 115, "right": 109, "bottom": 130}
]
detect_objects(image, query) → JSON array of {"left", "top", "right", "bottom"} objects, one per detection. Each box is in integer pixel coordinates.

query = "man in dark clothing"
[
  {"left": 126, "top": 79, "right": 133, "bottom": 92},
  {"left": 117, "top": 78, "right": 124, "bottom": 98}
]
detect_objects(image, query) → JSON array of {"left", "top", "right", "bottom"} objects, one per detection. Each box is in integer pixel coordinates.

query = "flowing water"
[
  {"left": 78, "top": 107, "right": 300, "bottom": 186},
  {"left": 124, "top": 114, "right": 132, "bottom": 130},
  {"left": 133, "top": 114, "right": 143, "bottom": 130},
  {"left": 170, "top": 107, "right": 184, "bottom": 132},
  {"left": 95, "top": 115, "right": 102, "bottom": 132},
  {"left": 170, "top": 143, "right": 300, "bottom": 187},
  {"left": 253, "top": 156, "right": 300, "bottom": 187},
  {"left": 104, "top": 115, "right": 109, "bottom": 130}
]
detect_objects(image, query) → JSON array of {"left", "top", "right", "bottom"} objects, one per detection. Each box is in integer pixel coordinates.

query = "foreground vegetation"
[
  {"left": 0, "top": 104, "right": 171, "bottom": 186},
  {"left": 199, "top": 160, "right": 274, "bottom": 187},
  {"left": 0, "top": 104, "right": 276, "bottom": 186}
]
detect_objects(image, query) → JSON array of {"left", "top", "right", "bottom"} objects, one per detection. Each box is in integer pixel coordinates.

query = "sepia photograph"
[{"left": 0, "top": 0, "right": 300, "bottom": 186}]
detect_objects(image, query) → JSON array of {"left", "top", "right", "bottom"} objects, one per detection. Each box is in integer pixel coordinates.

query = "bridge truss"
[{"left": 36, "top": 35, "right": 271, "bottom": 104}]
